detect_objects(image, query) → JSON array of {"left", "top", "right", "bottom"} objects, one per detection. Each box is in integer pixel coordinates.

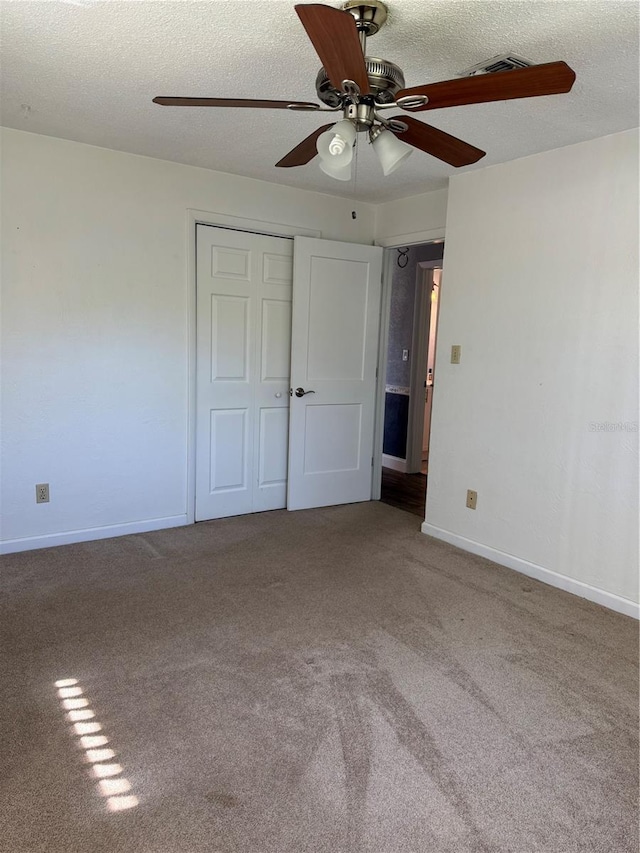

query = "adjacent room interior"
[
  {"left": 380, "top": 242, "right": 444, "bottom": 516},
  {"left": 1, "top": 1, "right": 638, "bottom": 851}
]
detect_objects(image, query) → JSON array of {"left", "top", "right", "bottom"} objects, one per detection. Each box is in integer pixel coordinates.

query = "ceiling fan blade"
[
  {"left": 398, "top": 61, "right": 576, "bottom": 111},
  {"left": 391, "top": 116, "right": 486, "bottom": 167},
  {"left": 295, "top": 4, "right": 370, "bottom": 95},
  {"left": 275, "top": 123, "right": 336, "bottom": 168},
  {"left": 152, "top": 97, "right": 320, "bottom": 110}
]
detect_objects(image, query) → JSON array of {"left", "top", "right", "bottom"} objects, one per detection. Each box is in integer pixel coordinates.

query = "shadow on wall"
[{"left": 383, "top": 242, "right": 444, "bottom": 462}]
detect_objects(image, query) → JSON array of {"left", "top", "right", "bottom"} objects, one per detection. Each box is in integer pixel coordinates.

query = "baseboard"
[
  {"left": 0, "top": 514, "right": 189, "bottom": 555},
  {"left": 382, "top": 454, "right": 407, "bottom": 473},
  {"left": 421, "top": 522, "right": 639, "bottom": 620}
]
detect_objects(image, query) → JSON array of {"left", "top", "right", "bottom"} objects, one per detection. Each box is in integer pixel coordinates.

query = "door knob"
[{"left": 294, "top": 387, "right": 315, "bottom": 398}]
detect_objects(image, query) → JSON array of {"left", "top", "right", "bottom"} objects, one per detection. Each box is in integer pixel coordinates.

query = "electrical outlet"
[
  {"left": 36, "top": 483, "right": 50, "bottom": 504},
  {"left": 402, "top": 349, "right": 409, "bottom": 362},
  {"left": 451, "top": 345, "right": 461, "bottom": 364},
  {"left": 466, "top": 489, "right": 477, "bottom": 510}
]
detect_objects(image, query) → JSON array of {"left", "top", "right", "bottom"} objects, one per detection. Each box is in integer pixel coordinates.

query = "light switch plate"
[{"left": 402, "top": 349, "right": 409, "bottom": 362}]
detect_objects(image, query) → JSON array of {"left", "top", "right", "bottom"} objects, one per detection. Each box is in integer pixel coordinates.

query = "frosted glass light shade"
[
  {"left": 319, "top": 159, "right": 352, "bottom": 181},
  {"left": 317, "top": 120, "right": 357, "bottom": 169},
  {"left": 372, "top": 129, "right": 413, "bottom": 176}
]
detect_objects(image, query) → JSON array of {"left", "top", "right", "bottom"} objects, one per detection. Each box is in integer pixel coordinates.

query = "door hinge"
[
  {"left": 371, "top": 456, "right": 374, "bottom": 467},
  {"left": 375, "top": 367, "right": 378, "bottom": 379}
]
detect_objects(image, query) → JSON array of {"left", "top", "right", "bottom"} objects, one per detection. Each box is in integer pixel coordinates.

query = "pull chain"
[{"left": 351, "top": 133, "right": 359, "bottom": 220}]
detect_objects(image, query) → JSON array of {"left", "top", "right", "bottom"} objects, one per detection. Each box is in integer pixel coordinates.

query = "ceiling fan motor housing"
[{"left": 315, "top": 57, "right": 405, "bottom": 106}]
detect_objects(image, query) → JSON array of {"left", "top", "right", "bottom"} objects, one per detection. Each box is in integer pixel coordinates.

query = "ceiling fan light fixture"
[
  {"left": 319, "top": 158, "right": 353, "bottom": 181},
  {"left": 316, "top": 119, "right": 357, "bottom": 169},
  {"left": 152, "top": 1, "right": 576, "bottom": 182},
  {"left": 372, "top": 128, "right": 413, "bottom": 176}
]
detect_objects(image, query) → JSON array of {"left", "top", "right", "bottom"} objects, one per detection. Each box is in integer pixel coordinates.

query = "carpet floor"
[{"left": 0, "top": 502, "right": 637, "bottom": 853}]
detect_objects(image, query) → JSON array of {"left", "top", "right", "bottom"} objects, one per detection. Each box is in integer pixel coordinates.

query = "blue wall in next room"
[{"left": 383, "top": 392, "right": 410, "bottom": 458}]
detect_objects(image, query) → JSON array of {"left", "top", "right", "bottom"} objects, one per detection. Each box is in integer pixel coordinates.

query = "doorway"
[{"left": 378, "top": 242, "right": 444, "bottom": 517}]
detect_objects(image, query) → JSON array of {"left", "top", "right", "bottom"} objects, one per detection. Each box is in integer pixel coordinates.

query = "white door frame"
[
  {"left": 372, "top": 228, "right": 445, "bottom": 500},
  {"left": 186, "top": 209, "right": 321, "bottom": 524},
  {"left": 405, "top": 262, "right": 442, "bottom": 473}
]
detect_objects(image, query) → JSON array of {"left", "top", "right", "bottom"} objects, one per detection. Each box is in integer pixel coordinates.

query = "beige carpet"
[{"left": 0, "top": 502, "right": 637, "bottom": 853}]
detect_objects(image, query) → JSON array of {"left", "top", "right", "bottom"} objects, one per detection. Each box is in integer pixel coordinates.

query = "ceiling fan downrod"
[{"left": 342, "top": 0, "right": 388, "bottom": 40}]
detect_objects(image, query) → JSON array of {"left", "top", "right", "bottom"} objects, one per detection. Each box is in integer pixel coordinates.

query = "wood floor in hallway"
[{"left": 380, "top": 466, "right": 427, "bottom": 517}]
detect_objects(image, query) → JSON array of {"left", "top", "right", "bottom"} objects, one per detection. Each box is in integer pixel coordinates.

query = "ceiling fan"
[{"left": 153, "top": 1, "right": 576, "bottom": 181}]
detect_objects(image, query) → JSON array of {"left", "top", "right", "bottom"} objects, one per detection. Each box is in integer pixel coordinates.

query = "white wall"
[
  {"left": 0, "top": 128, "right": 375, "bottom": 551},
  {"left": 375, "top": 187, "right": 448, "bottom": 246},
  {"left": 423, "top": 130, "right": 639, "bottom": 615}
]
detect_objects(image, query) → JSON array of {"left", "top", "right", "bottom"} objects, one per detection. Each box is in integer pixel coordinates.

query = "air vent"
[{"left": 459, "top": 54, "right": 534, "bottom": 77}]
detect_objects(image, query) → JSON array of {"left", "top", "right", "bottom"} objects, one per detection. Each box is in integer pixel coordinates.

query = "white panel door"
[
  {"left": 196, "top": 225, "right": 293, "bottom": 521},
  {"left": 287, "top": 236, "right": 383, "bottom": 510}
]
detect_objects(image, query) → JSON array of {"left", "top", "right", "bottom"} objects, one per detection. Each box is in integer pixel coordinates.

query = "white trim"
[
  {"left": 186, "top": 209, "right": 323, "bottom": 524},
  {"left": 187, "top": 208, "right": 320, "bottom": 240},
  {"left": 375, "top": 227, "right": 446, "bottom": 249},
  {"left": 382, "top": 454, "right": 407, "bottom": 473},
  {"left": 0, "top": 515, "right": 189, "bottom": 555},
  {"left": 372, "top": 248, "right": 394, "bottom": 500},
  {"left": 186, "top": 213, "right": 197, "bottom": 525},
  {"left": 421, "top": 523, "right": 640, "bottom": 620},
  {"left": 406, "top": 263, "right": 441, "bottom": 473}
]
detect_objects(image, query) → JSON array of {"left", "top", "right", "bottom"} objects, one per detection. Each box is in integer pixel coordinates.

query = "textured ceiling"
[{"left": 1, "top": 0, "right": 638, "bottom": 203}]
